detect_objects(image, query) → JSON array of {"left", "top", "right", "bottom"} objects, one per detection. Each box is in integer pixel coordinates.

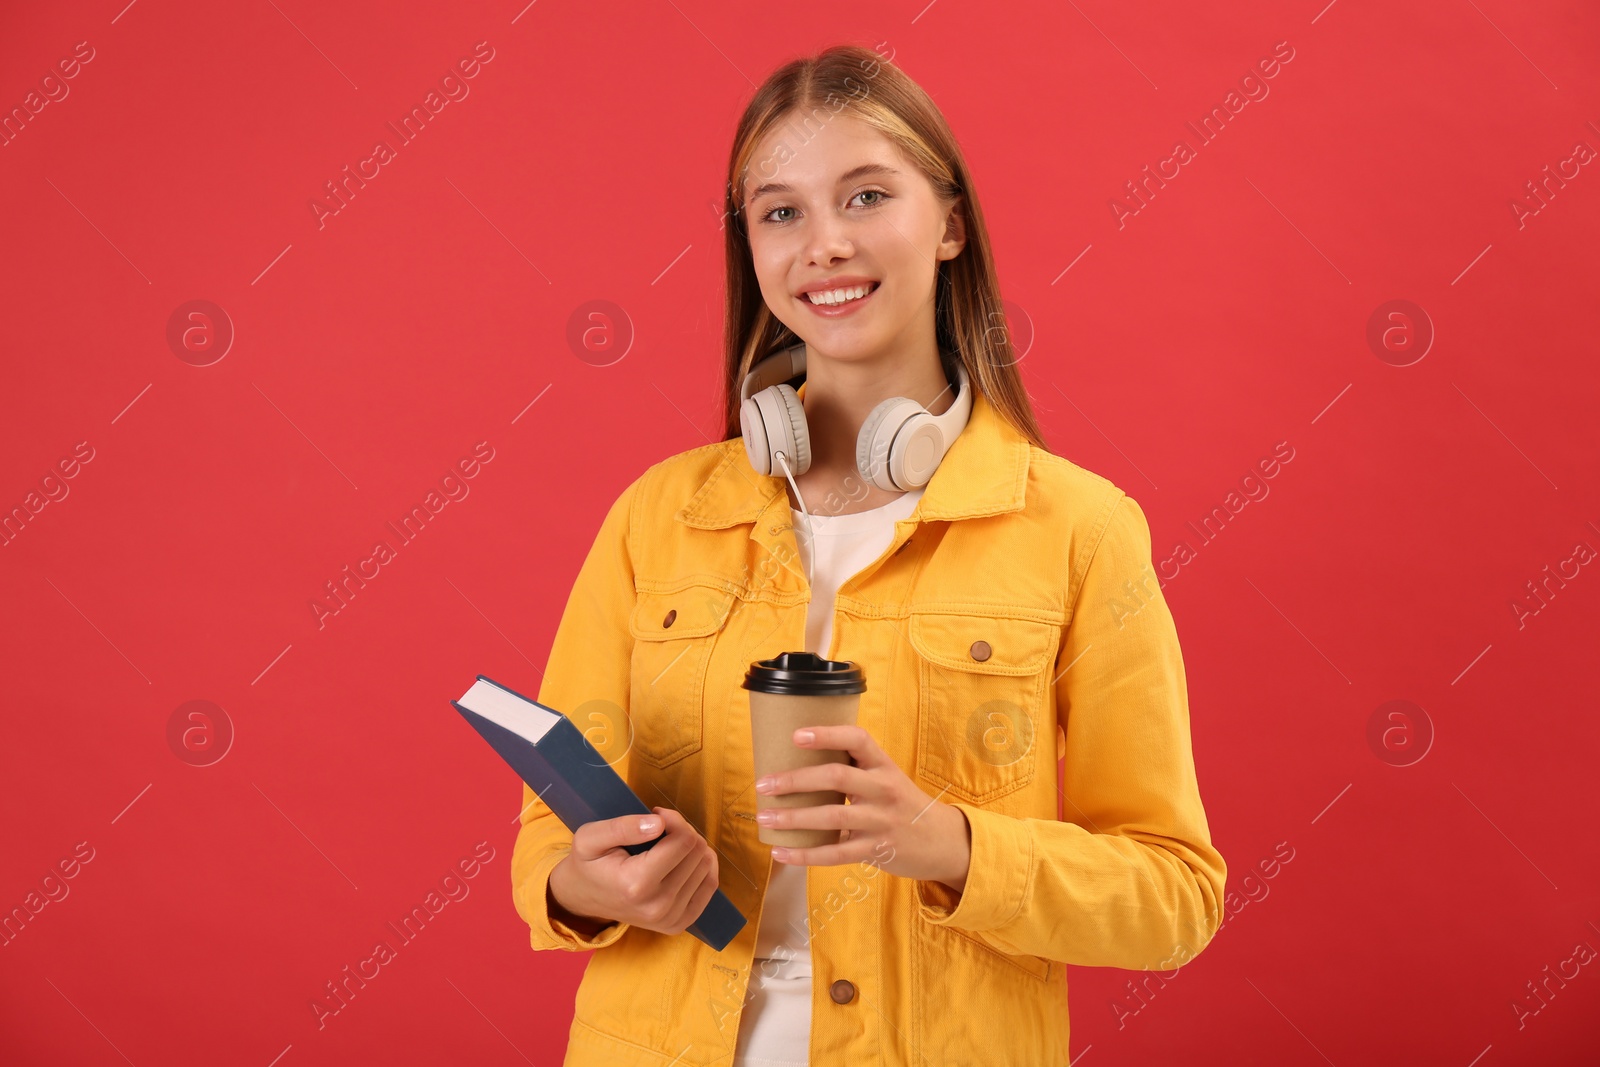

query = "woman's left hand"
[{"left": 755, "top": 724, "right": 971, "bottom": 891}]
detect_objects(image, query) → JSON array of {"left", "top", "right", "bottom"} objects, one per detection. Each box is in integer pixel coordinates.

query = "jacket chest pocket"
[
  {"left": 909, "top": 610, "right": 1059, "bottom": 806},
  {"left": 627, "top": 586, "right": 738, "bottom": 768}
]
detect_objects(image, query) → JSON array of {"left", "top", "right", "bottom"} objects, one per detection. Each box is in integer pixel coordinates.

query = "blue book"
[{"left": 451, "top": 674, "right": 747, "bottom": 952}]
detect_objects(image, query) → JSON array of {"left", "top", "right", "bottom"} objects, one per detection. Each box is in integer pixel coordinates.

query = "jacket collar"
[{"left": 676, "top": 379, "right": 1031, "bottom": 529}]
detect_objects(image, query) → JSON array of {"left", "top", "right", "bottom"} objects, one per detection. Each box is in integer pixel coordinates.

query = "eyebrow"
[{"left": 746, "top": 163, "right": 902, "bottom": 205}]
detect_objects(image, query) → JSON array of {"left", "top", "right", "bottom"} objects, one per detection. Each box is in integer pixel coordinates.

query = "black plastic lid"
[{"left": 742, "top": 651, "right": 866, "bottom": 695}]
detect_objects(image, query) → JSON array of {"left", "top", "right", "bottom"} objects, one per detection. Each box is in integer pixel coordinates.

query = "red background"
[{"left": 3, "top": 1, "right": 1598, "bottom": 1063}]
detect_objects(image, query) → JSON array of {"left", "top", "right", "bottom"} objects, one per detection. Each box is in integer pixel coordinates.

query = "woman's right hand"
[{"left": 546, "top": 806, "right": 721, "bottom": 937}]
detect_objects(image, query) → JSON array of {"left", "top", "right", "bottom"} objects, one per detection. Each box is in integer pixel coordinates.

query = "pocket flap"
[
  {"left": 908, "top": 611, "right": 1058, "bottom": 675},
  {"left": 629, "top": 587, "right": 737, "bottom": 641}
]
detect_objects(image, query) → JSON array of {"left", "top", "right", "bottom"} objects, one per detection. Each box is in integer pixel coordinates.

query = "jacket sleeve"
[
  {"left": 914, "top": 491, "right": 1227, "bottom": 970},
  {"left": 510, "top": 473, "right": 643, "bottom": 952}
]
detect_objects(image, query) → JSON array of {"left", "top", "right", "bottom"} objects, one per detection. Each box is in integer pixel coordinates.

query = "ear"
[{"left": 936, "top": 195, "right": 968, "bottom": 262}]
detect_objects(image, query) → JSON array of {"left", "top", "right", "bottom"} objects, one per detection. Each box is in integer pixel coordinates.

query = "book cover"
[{"left": 452, "top": 674, "right": 746, "bottom": 952}]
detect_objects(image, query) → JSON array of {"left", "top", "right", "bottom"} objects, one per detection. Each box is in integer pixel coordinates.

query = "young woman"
[{"left": 512, "top": 44, "right": 1227, "bottom": 1067}]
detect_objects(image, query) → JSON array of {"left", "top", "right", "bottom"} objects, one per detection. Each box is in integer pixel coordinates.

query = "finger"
[
  {"left": 764, "top": 759, "right": 874, "bottom": 799},
  {"left": 659, "top": 848, "right": 713, "bottom": 926},
  {"left": 672, "top": 858, "right": 722, "bottom": 932},
  {"left": 573, "top": 809, "right": 668, "bottom": 860},
  {"left": 625, "top": 808, "right": 700, "bottom": 880},
  {"left": 760, "top": 801, "right": 853, "bottom": 833},
  {"left": 792, "top": 724, "right": 884, "bottom": 769},
  {"left": 655, "top": 834, "right": 712, "bottom": 909},
  {"left": 773, "top": 837, "right": 875, "bottom": 867}
]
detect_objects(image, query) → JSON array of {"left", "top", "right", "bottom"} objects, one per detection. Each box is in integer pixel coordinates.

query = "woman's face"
[{"left": 742, "top": 109, "right": 964, "bottom": 365}]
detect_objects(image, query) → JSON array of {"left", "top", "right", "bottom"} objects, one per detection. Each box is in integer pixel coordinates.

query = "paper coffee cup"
[{"left": 742, "top": 652, "right": 866, "bottom": 848}]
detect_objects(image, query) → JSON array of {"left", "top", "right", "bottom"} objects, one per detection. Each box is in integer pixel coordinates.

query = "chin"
[{"left": 798, "top": 332, "right": 888, "bottom": 363}]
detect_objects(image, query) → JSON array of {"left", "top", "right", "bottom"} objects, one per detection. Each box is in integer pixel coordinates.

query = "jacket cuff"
[
  {"left": 524, "top": 846, "right": 631, "bottom": 952},
  {"left": 914, "top": 802, "right": 1032, "bottom": 933}
]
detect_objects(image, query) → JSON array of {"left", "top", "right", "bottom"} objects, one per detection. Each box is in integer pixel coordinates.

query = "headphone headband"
[{"left": 739, "top": 342, "right": 807, "bottom": 403}]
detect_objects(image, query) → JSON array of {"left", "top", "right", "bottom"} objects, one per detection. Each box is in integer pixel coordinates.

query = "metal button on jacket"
[
  {"left": 969, "top": 639, "right": 992, "bottom": 662},
  {"left": 829, "top": 979, "right": 856, "bottom": 1004}
]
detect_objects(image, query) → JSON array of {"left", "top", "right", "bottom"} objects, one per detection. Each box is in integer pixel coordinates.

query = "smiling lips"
[{"left": 800, "top": 280, "right": 880, "bottom": 315}]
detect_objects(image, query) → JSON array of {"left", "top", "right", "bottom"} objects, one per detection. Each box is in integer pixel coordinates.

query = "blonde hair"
[{"left": 717, "top": 43, "right": 1051, "bottom": 453}]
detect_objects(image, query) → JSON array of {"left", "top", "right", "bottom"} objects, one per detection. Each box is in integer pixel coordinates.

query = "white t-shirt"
[{"left": 730, "top": 486, "right": 926, "bottom": 1067}]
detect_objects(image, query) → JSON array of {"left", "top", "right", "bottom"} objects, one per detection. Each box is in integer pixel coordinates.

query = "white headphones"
[{"left": 738, "top": 341, "right": 973, "bottom": 492}]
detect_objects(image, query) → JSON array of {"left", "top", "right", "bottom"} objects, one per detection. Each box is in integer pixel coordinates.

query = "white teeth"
[{"left": 805, "top": 283, "right": 874, "bottom": 305}]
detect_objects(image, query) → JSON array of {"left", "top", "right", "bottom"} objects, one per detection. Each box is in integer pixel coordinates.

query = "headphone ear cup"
[
  {"left": 772, "top": 383, "right": 811, "bottom": 475},
  {"left": 745, "top": 382, "right": 810, "bottom": 477},
  {"left": 856, "top": 397, "right": 923, "bottom": 491},
  {"left": 739, "top": 395, "right": 773, "bottom": 475},
  {"left": 887, "top": 412, "right": 944, "bottom": 489}
]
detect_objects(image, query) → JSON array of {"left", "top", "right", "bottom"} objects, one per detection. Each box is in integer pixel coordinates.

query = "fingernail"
[
  {"left": 755, "top": 810, "right": 774, "bottom": 825},
  {"left": 640, "top": 817, "right": 660, "bottom": 832},
  {"left": 756, "top": 777, "right": 774, "bottom": 794},
  {"left": 795, "top": 729, "right": 813, "bottom": 745},
  {"left": 771, "top": 847, "right": 789, "bottom": 862}
]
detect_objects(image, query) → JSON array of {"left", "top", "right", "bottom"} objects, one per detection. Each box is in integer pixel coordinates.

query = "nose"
[{"left": 804, "top": 207, "right": 856, "bottom": 265}]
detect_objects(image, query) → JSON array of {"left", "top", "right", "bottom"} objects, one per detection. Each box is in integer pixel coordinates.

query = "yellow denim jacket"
[{"left": 511, "top": 383, "right": 1227, "bottom": 1065}]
